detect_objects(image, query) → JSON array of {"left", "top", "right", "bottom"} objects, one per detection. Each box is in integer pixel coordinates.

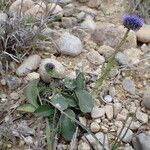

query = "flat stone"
[
  {"left": 9, "top": 0, "right": 34, "bottom": 15},
  {"left": 117, "top": 127, "right": 133, "bottom": 143},
  {"left": 143, "top": 86, "right": 150, "bottom": 110},
  {"left": 98, "top": 45, "right": 115, "bottom": 59},
  {"left": 87, "top": 51, "right": 105, "bottom": 65},
  {"left": 123, "top": 48, "right": 142, "bottom": 65},
  {"left": 92, "top": 24, "right": 136, "bottom": 50},
  {"left": 16, "top": 55, "right": 41, "bottom": 76},
  {"left": 26, "top": 72, "right": 40, "bottom": 81},
  {"left": 91, "top": 107, "right": 105, "bottom": 119},
  {"left": 87, "top": 0, "right": 101, "bottom": 8},
  {"left": 122, "top": 78, "right": 135, "bottom": 94},
  {"left": 81, "top": 15, "right": 96, "bottom": 32},
  {"left": 133, "top": 133, "right": 150, "bottom": 150},
  {"left": 39, "top": 58, "right": 65, "bottom": 83},
  {"left": 90, "top": 122, "right": 100, "bottom": 133},
  {"left": 113, "top": 103, "right": 122, "bottom": 118},
  {"left": 116, "top": 108, "right": 128, "bottom": 121},
  {"left": 85, "top": 132, "right": 109, "bottom": 150},
  {"left": 104, "top": 105, "right": 113, "bottom": 120},
  {"left": 136, "top": 24, "right": 150, "bottom": 43},
  {"left": 56, "top": 32, "right": 82, "bottom": 56},
  {"left": 115, "top": 52, "right": 128, "bottom": 66},
  {"left": 136, "top": 111, "right": 148, "bottom": 123}
]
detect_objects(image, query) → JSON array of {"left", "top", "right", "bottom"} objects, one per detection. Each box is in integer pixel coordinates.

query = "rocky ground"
[{"left": 0, "top": 0, "right": 150, "bottom": 150}]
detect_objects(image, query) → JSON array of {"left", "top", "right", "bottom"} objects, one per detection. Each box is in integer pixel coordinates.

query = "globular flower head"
[
  {"left": 123, "top": 15, "right": 144, "bottom": 31},
  {"left": 45, "top": 63, "right": 55, "bottom": 71}
]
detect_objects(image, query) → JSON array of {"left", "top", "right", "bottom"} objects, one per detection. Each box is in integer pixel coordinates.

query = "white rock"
[
  {"left": 79, "top": 117, "right": 87, "bottom": 126},
  {"left": 98, "top": 45, "right": 115, "bottom": 59},
  {"left": 90, "top": 122, "right": 100, "bottom": 133},
  {"left": 25, "top": 1, "right": 46, "bottom": 18},
  {"left": 91, "top": 107, "right": 105, "bottom": 119},
  {"left": 56, "top": 32, "right": 82, "bottom": 56},
  {"left": 118, "top": 127, "right": 133, "bottom": 143},
  {"left": 122, "top": 78, "right": 135, "bottom": 95},
  {"left": 87, "top": 51, "right": 105, "bottom": 65},
  {"left": 81, "top": 15, "right": 96, "bottom": 32},
  {"left": 39, "top": 58, "right": 65, "bottom": 83},
  {"left": 0, "top": 12, "right": 8, "bottom": 22},
  {"left": 103, "top": 95, "right": 113, "bottom": 103},
  {"left": 10, "top": 92, "right": 19, "bottom": 100},
  {"left": 78, "top": 142, "right": 90, "bottom": 150},
  {"left": 113, "top": 103, "right": 122, "bottom": 118},
  {"left": 9, "top": 0, "right": 34, "bottom": 15},
  {"left": 26, "top": 72, "right": 40, "bottom": 81},
  {"left": 48, "top": 3, "right": 63, "bottom": 15},
  {"left": 136, "top": 111, "right": 148, "bottom": 123},
  {"left": 88, "top": 0, "right": 101, "bottom": 8},
  {"left": 136, "top": 24, "right": 150, "bottom": 43},
  {"left": 85, "top": 132, "right": 109, "bottom": 150},
  {"left": 104, "top": 105, "right": 113, "bottom": 120},
  {"left": 117, "top": 108, "right": 128, "bottom": 121},
  {"left": 123, "top": 48, "right": 142, "bottom": 65},
  {"left": 16, "top": 55, "right": 41, "bottom": 76},
  {"left": 130, "top": 121, "right": 141, "bottom": 131}
]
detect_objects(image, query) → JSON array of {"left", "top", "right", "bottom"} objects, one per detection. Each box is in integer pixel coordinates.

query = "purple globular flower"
[{"left": 123, "top": 15, "right": 144, "bottom": 31}]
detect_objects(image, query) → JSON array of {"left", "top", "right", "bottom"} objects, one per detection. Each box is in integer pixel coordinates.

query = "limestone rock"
[
  {"left": 98, "top": 45, "right": 115, "bottom": 59},
  {"left": 92, "top": 24, "right": 136, "bottom": 50},
  {"left": 136, "top": 24, "right": 150, "bottom": 43},
  {"left": 87, "top": 51, "right": 105, "bottom": 65},
  {"left": 122, "top": 78, "right": 135, "bottom": 94},
  {"left": 56, "top": 32, "right": 82, "bottom": 56},
  {"left": 9, "top": 0, "right": 34, "bottom": 15},
  {"left": 91, "top": 107, "right": 105, "bottom": 119},
  {"left": 39, "top": 58, "right": 65, "bottom": 83},
  {"left": 16, "top": 55, "right": 41, "bottom": 76}
]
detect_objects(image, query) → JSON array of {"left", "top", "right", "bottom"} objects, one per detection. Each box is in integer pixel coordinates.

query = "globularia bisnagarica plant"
[{"left": 18, "top": 15, "right": 144, "bottom": 150}]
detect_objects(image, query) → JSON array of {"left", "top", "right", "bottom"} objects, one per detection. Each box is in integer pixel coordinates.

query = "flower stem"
[{"left": 95, "top": 29, "right": 130, "bottom": 88}]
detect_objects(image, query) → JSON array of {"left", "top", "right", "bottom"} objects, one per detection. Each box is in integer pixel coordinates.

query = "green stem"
[
  {"left": 95, "top": 29, "right": 130, "bottom": 88},
  {"left": 46, "top": 118, "right": 52, "bottom": 150}
]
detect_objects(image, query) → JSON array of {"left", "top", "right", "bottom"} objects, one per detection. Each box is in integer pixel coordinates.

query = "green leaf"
[
  {"left": 64, "top": 78, "right": 76, "bottom": 90},
  {"left": 25, "top": 79, "right": 39, "bottom": 108},
  {"left": 64, "top": 95, "right": 77, "bottom": 107},
  {"left": 51, "top": 94, "right": 68, "bottom": 110},
  {"left": 76, "top": 72, "right": 85, "bottom": 90},
  {"left": 47, "top": 69, "right": 59, "bottom": 78},
  {"left": 34, "top": 105, "right": 54, "bottom": 117},
  {"left": 17, "top": 103, "right": 36, "bottom": 113},
  {"left": 60, "top": 109, "right": 76, "bottom": 141},
  {"left": 75, "top": 90, "right": 94, "bottom": 113}
]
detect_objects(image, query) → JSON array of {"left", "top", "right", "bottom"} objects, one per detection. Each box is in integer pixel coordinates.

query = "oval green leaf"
[
  {"left": 25, "top": 79, "right": 39, "bottom": 108},
  {"left": 17, "top": 103, "right": 36, "bottom": 113},
  {"left": 75, "top": 90, "right": 94, "bottom": 113},
  {"left": 51, "top": 94, "right": 68, "bottom": 110},
  {"left": 34, "top": 105, "right": 54, "bottom": 117},
  {"left": 60, "top": 109, "right": 76, "bottom": 141}
]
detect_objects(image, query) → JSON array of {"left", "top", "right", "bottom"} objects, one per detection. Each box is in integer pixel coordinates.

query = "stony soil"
[{"left": 0, "top": 0, "right": 150, "bottom": 150}]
